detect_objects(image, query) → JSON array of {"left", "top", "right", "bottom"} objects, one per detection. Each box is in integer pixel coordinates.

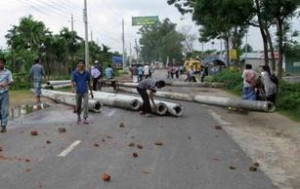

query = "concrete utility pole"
[
  {"left": 135, "top": 39, "right": 139, "bottom": 64},
  {"left": 71, "top": 14, "right": 74, "bottom": 31},
  {"left": 83, "top": 0, "right": 89, "bottom": 70},
  {"left": 245, "top": 32, "right": 248, "bottom": 64},
  {"left": 122, "top": 19, "right": 126, "bottom": 70}
]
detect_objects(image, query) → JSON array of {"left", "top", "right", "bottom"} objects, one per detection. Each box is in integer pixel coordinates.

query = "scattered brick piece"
[
  {"left": 132, "top": 152, "right": 138, "bottom": 158},
  {"left": 154, "top": 141, "right": 163, "bottom": 146},
  {"left": 102, "top": 173, "right": 111, "bottom": 182},
  {"left": 94, "top": 143, "right": 99, "bottom": 147},
  {"left": 128, "top": 142, "right": 135, "bottom": 147},
  {"left": 249, "top": 166, "right": 257, "bottom": 172},
  {"left": 229, "top": 166, "right": 236, "bottom": 170},
  {"left": 119, "top": 123, "right": 125, "bottom": 128},
  {"left": 215, "top": 125, "right": 223, "bottom": 130},
  {"left": 25, "top": 159, "right": 31, "bottom": 163},
  {"left": 254, "top": 162, "right": 260, "bottom": 167},
  {"left": 58, "top": 128, "right": 66, "bottom": 133},
  {"left": 46, "top": 141, "right": 51, "bottom": 144},
  {"left": 0, "top": 146, "right": 3, "bottom": 152},
  {"left": 30, "top": 130, "right": 38, "bottom": 136},
  {"left": 142, "top": 171, "right": 150, "bottom": 174},
  {"left": 137, "top": 144, "right": 143, "bottom": 149}
]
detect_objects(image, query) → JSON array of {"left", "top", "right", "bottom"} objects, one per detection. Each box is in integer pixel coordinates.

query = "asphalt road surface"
[{"left": 0, "top": 70, "right": 277, "bottom": 189}]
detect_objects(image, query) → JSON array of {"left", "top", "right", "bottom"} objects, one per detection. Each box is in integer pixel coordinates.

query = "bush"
[
  {"left": 11, "top": 73, "right": 31, "bottom": 90},
  {"left": 276, "top": 80, "right": 300, "bottom": 114},
  {"left": 212, "top": 70, "right": 243, "bottom": 91}
]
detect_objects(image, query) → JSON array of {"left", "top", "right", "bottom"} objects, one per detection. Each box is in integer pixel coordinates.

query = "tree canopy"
[{"left": 138, "top": 18, "right": 184, "bottom": 64}]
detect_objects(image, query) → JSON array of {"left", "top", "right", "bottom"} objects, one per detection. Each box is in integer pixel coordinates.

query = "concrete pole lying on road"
[
  {"left": 47, "top": 80, "right": 71, "bottom": 85},
  {"left": 118, "top": 82, "right": 225, "bottom": 88},
  {"left": 119, "top": 87, "right": 275, "bottom": 113},
  {"left": 41, "top": 89, "right": 103, "bottom": 113},
  {"left": 42, "top": 83, "right": 72, "bottom": 89},
  {"left": 93, "top": 91, "right": 142, "bottom": 111},
  {"left": 93, "top": 91, "right": 168, "bottom": 115}
]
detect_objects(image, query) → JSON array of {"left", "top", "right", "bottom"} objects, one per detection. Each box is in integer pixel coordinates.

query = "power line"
[{"left": 25, "top": 0, "right": 76, "bottom": 19}]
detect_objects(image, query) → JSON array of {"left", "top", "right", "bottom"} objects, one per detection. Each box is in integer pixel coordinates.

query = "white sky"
[{"left": 1, "top": 0, "right": 300, "bottom": 54}]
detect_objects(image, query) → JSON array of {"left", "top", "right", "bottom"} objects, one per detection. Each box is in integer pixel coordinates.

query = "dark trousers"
[
  {"left": 137, "top": 87, "right": 151, "bottom": 113},
  {"left": 92, "top": 76, "right": 100, "bottom": 91}
]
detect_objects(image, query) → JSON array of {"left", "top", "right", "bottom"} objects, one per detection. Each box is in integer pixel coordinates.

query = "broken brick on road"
[{"left": 102, "top": 173, "right": 111, "bottom": 182}]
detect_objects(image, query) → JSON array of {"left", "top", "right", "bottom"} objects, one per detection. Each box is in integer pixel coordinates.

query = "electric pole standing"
[
  {"left": 83, "top": 0, "right": 89, "bottom": 70},
  {"left": 71, "top": 14, "right": 74, "bottom": 31},
  {"left": 122, "top": 19, "right": 125, "bottom": 70}
]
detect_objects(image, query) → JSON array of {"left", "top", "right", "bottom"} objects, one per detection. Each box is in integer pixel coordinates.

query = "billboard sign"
[{"left": 132, "top": 16, "right": 159, "bottom": 26}]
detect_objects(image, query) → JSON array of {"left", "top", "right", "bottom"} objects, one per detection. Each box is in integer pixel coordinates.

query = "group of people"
[
  {"left": 130, "top": 64, "right": 152, "bottom": 83},
  {"left": 242, "top": 64, "right": 278, "bottom": 103},
  {"left": 167, "top": 65, "right": 182, "bottom": 79},
  {"left": 90, "top": 62, "right": 115, "bottom": 91}
]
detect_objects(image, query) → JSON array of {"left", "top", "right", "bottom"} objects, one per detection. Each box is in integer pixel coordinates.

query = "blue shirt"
[
  {"left": 105, "top": 67, "right": 114, "bottom": 79},
  {"left": 138, "top": 66, "right": 144, "bottom": 75},
  {"left": 29, "top": 63, "right": 45, "bottom": 82},
  {"left": 71, "top": 70, "right": 90, "bottom": 94},
  {"left": 0, "top": 68, "right": 13, "bottom": 94}
]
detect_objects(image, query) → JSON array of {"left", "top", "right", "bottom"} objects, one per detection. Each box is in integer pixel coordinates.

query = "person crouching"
[{"left": 136, "top": 79, "right": 165, "bottom": 117}]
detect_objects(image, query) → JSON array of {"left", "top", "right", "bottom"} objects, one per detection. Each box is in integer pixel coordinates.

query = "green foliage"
[
  {"left": 139, "top": 18, "right": 184, "bottom": 64},
  {"left": 5, "top": 16, "right": 116, "bottom": 77},
  {"left": 276, "top": 80, "right": 300, "bottom": 113},
  {"left": 10, "top": 73, "right": 31, "bottom": 90},
  {"left": 212, "top": 70, "right": 243, "bottom": 91}
]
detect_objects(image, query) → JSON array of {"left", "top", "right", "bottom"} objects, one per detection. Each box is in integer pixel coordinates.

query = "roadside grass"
[{"left": 10, "top": 89, "right": 36, "bottom": 107}]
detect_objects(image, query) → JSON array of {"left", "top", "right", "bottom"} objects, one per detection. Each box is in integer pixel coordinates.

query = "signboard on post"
[
  {"left": 132, "top": 16, "right": 159, "bottom": 26},
  {"left": 229, "top": 49, "right": 237, "bottom": 60}
]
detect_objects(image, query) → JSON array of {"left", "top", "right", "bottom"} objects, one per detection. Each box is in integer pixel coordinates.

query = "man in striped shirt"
[
  {"left": 0, "top": 58, "right": 13, "bottom": 133},
  {"left": 136, "top": 78, "right": 165, "bottom": 117}
]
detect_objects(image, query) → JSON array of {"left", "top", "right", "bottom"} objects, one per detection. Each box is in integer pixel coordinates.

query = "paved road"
[{"left": 0, "top": 70, "right": 277, "bottom": 189}]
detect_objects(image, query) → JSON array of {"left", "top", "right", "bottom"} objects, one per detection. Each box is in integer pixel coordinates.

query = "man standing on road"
[
  {"left": 71, "top": 60, "right": 94, "bottom": 124},
  {"left": 0, "top": 58, "right": 13, "bottom": 133},
  {"left": 29, "top": 58, "right": 46, "bottom": 106},
  {"left": 91, "top": 64, "right": 101, "bottom": 91},
  {"left": 143, "top": 63, "right": 150, "bottom": 79},
  {"left": 136, "top": 78, "right": 165, "bottom": 117}
]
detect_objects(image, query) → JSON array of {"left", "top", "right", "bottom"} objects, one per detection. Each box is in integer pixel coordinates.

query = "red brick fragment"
[
  {"left": 154, "top": 141, "right": 163, "bottom": 146},
  {"left": 94, "top": 143, "right": 99, "bottom": 147},
  {"left": 132, "top": 152, "right": 138, "bottom": 158},
  {"left": 102, "top": 173, "right": 111, "bottom": 182},
  {"left": 30, "top": 130, "right": 38, "bottom": 136},
  {"left": 137, "top": 144, "right": 143, "bottom": 149},
  {"left": 215, "top": 125, "right": 223, "bottom": 130}
]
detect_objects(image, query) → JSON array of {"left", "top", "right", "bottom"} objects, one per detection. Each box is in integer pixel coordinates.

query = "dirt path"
[{"left": 193, "top": 87, "right": 300, "bottom": 189}]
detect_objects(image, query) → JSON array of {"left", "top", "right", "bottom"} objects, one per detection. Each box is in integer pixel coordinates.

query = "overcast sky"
[{"left": 1, "top": 0, "right": 299, "bottom": 54}]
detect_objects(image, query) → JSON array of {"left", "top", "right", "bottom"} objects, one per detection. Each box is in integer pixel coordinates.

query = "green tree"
[
  {"left": 263, "top": 0, "right": 299, "bottom": 77},
  {"left": 138, "top": 18, "right": 184, "bottom": 65},
  {"left": 168, "top": 0, "right": 254, "bottom": 65},
  {"left": 5, "top": 15, "right": 50, "bottom": 72}
]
